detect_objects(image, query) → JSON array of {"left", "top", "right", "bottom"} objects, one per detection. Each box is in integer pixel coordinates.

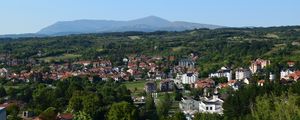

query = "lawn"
[
  {"left": 123, "top": 80, "right": 161, "bottom": 95},
  {"left": 123, "top": 80, "right": 147, "bottom": 93}
]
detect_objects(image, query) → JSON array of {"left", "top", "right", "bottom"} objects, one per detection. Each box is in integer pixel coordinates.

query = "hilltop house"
[
  {"left": 199, "top": 91, "right": 224, "bottom": 114},
  {"left": 249, "top": 58, "right": 270, "bottom": 73},
  {"left": 182, "top": 72, "right": 198, "bottom": 84},
  {"left": 280, "top": 68, "right": 295, "bottom": 80},
  {"left": 179, "top": 97, "right": 200, "bottom": 118},
  {"left": 179, "top": 59, "right": 195, "bottom": 68},
  {"left": 209, "top": 67, "right": 232, "bottom": 81},
  {"left": 287, "top": 71, "right": 300, "bottom": 81},
  {"left": 179, "top": 90, "right": 224, "bottom": 118},
  {"left": 194, "top": 78, "right": 215, "bottom": 89},
  {"left": 235, "top": 68, "right": 251, "bottom": 80}
]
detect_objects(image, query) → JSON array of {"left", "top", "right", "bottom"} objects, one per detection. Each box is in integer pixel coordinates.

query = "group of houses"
[
  {"left": 142, "top": 57, "right": 300, "bottom": 119},
  {"left": 0, "top": 55, "right": 172, "bottom": 84}
]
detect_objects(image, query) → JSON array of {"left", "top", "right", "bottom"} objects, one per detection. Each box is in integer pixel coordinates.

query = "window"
[
  {"left": 210, "top": 107, "right": 212, "bottom": 110},
  {"left": 206, "top": 107, "right": 208, "bottom": 110}
]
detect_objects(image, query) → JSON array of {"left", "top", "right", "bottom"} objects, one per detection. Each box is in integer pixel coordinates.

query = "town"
[{"left": 0, "top": 51, "right": 299, "bottom": 120}]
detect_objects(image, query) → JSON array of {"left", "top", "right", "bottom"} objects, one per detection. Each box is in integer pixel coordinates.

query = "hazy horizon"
[{"left": 1, "top": 0, "right": 299, "bottom": 35}]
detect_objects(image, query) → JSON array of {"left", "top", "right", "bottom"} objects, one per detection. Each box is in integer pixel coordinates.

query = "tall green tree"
[
  {"left": 107, "top": 102, "right": 138, "bottom": 120},
  {"left": 172, "top": 111, "right": 187, "bottom": 120},
  {"left": 251, "top": 93, "right": 300, "bottom": 120},
  {"left": 74, "top": 111, "right": 92, "bottom": 120},
  {"left": 157, "top": 93, "right": 172, "bottom": 117},
  {"left": 0, "top": 86, "right": 7, "bottom": 97},
  {"left": 145, "top": 94, "right": 158, "bottom": 120}
]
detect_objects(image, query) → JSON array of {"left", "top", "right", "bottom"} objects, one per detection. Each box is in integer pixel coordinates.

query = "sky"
[{"left": 0, "top": 0, "right": 299, "bottom": 35}]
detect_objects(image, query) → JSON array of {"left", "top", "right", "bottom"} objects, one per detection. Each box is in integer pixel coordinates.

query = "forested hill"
[{"left": 0, "top": 26, "right": 300, "bottom": 76}]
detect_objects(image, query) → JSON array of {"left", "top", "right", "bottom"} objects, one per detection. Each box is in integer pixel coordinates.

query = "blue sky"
[{"left": 0, "top": 0, "right": 299, "bottom": 35}]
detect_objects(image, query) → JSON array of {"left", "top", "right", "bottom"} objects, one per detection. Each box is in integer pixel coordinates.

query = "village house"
[
  {"left": 209, "top": 67, "right": 232, "bottom": 81},
  {"left": 199, "top": 90, "right": 224, "bottom": 114},
  {"left": 194, "top": 78, "right": 215, "bottom": 89},
  {"left": 257, "top": 80, "right": 265, "bottom": 86},
  {"left": 57, "top": 113, "right": 74, "bottom": 120},
  {"left": 178, "top": 59, "right": 195, "bottom": 68},
  {"left": 280, "top": 68, "right": 295, "bottom": 80},
  {"left": 249, "top": 58, "right": 270, "bottom": 73},
  {"left": 179, "top": 90, "right": 224, "bottom": 119},
  {"left": 144, "top": 81, "right": 157, "bottom": 93},
  {"left": 227, "top": 80, "right": 238, "bottom": 90},
  {"left": 181, "top": 72, "right": 198, "bottom": 84},
  {"left": 179, "top": 97, "right": 199, "bottom": 119},
  {"left": 287, "top": 71, "right": 300, "bottom": 81},
  {"left": 159, "top": 79, "right": 174, "bottom": 92},
  {"left": 235, "top": 68, "right": 251, "bottom": 80}
]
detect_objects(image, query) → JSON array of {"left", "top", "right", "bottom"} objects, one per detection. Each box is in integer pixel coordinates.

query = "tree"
[
  {"left": 74, "top": 111, "right": 92, "bottom": 120},
  {"left": 82, "top": 93, "right": 102, "bottom": 118},
  {"left": 107, "top": 102, "right": 138, "bottom": 120},
  {"left": 172, "top": 111, "right": 186, "bottom": 120},
  {"left": 68, "top": 95, "right": 83, "bottom": 112},
  {"left": 193, "top": 113, "right": 222, "bottom": 120},
  {"left": 0, "top": 86, "right": 7, "bottom": 97},
  {"left": 6, "top": 104, "right": 19, "bottom": 116},
  {"left": 174, "top": 90, "right": 183, "bottom": 101},
  {"left": 157, "top": 93, "right": 172, "bottom": 117},
  {"left": 251, "top": 93, "right": 300, "bottom": 120},
  {"left": 145, "top": 94, "right": 158, "bottom": 120},
  {"left": 38, "top": 107, "right": 58, "bottom": 120}
]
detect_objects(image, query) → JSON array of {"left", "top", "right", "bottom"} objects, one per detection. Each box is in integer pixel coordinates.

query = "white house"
[
  {"left": 199, "top": 91, "right": 224, "bottom": 114},
  {"left": 179, "top": 98, "right": 200, "bottom": 115},
  {"left": 280, "top": 69, "right": 295, "bottom": 80},
  {"left": 182, "top": 72, "right": 198, "bottom": 84},
  {"left": 179, "top": 59, "right": 195, "bottom": 68},
  {"left": 235, "top": 68, "right": 251, "bottom": 80},
  {"left": 179, "top": 91, "right": 224, "bottom": 117},
  {"left": 209, "top": 67, "right": 232, "bottom": 81}
]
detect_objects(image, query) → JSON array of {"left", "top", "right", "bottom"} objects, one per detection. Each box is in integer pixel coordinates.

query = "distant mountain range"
[{"left": 1, "top": 16, "right": 225, "bottom": 38}]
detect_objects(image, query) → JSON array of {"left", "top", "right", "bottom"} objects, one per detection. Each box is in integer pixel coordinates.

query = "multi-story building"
[
  {"left": 235, "top": 68, "right": 251, "bottom": 80},
  {"left": 182, "top": 72, "right": 198, "bottom": 84},
  {"left": 209, "top": 67, "right": 232, "bottom": 81},
  {"left": 249, "top": 58, "right": 270, "bottom": 73},
  {"left": 178, "top": 59, "right": 195, "bottom": 69}
]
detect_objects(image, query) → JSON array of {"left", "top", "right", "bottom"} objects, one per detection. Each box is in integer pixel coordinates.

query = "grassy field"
[
  {"left": 123, "top": 80, "right": 161, "bottom": 95},
  {"left": 40, "top": 54, "right": 81, "bottom": 62},
  {"left": 123, "top": 80, "right": 147, "bottom": 92}
]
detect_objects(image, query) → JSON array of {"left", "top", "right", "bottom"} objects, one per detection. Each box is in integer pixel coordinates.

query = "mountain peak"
[{"left": 37, "top": 16, "right": 225, "bottom": 35}]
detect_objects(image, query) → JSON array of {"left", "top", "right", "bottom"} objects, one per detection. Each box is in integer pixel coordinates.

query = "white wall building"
[
  {"left": 179, "top": 59, "right": 195, "bottom": 68},
  {"left": 199, "top": 92, "right": 223, "bottom": 114},
  {"left": 179, "top": 91, "right": 224, "bottom": 117},
  {"left": 235, "top": 68, "right": 251, "bottom": 80},
  {"left": 280, "top": 69, "right": 295, "bottom": 80},
  {"left": 209, "top": 67, "right": 232, "bottom": 81},
  {"left": 182, "top": 73, "right": 198, "bottom": 84}
]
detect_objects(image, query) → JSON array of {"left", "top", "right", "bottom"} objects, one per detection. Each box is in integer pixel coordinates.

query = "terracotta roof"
[
  {"left": 58, "top": 113, "right": 73, "bottom": 120},
  {"left": 258, "top": 80, "right": 265, "bottom": 83}
]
